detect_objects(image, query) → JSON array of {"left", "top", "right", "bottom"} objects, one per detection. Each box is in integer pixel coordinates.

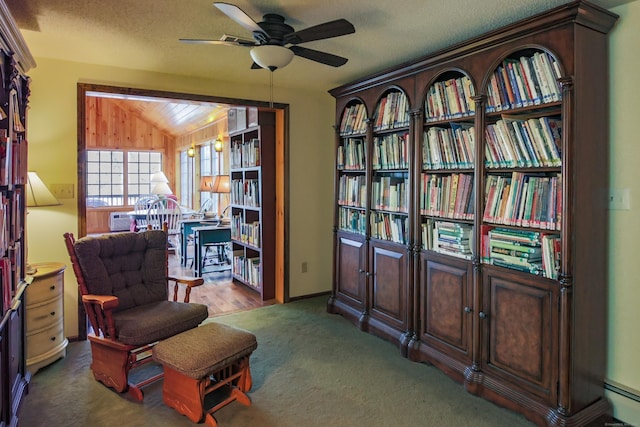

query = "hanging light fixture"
[
  {"left": 214, "top": 137, "right": 224, "bottom": 153},
  {"left": 187, "top": 143, "right": 196, "bottom": 158},
  {"left": 250, "top": 45, "right": 294, "bottom": 71}
]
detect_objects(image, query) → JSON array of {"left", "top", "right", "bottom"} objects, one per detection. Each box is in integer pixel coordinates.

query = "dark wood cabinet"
[{"left": 329, "top": 2, "right": 617, "bottom": 425}]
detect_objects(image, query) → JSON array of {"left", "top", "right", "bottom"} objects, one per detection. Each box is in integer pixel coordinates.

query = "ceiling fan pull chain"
[{"left": 270, "top": 71, "right": 274, "bottom": 108}]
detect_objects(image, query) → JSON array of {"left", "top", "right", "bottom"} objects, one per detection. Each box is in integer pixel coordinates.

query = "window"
[
  {"left": 86, "top": 149, "right": 163, "bottom": 207},
  {"left": 180, "top": 150, "right": 193, "bottom": 207}
]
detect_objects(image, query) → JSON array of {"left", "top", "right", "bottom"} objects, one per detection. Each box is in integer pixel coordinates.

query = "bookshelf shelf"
[
  {"left": 229, "top": 110, "right": 276, "bottom": 301},
  {"left": 329, "top": 2, "right": 617, "bottom": 426}
]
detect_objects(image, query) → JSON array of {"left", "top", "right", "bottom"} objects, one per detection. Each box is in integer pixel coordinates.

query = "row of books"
[
  {"left": 371, "top": 175, "right": 409, "bottom": 213},
  {"left": 230, "top": 179, "right": 261, "bottom": 208},
  {"left": 486, "top": 52, "right": 562, "bottom": 112},
  {"left": 337, "top": 174, "right": 366, "bottom": 208},
  {"left": 339, "top": 102, "right": 368, "bottom": 136},
  {"left": 230, "top": 216, "right": 261, "bottom": 248},
  {"left": 373, "top": 91, "right": 410, "bottom": 131},
  {"left": 425, "top": 75, "right": 476, "bottom": 122},
  {"left": 485, "top": 115, "right": 562, "bottom": 168},
  {"left": 483, "top": 172, "right": 561, "bottom": 230},
  {"left": 420, "top": 173, "right": 474, "bottom": 220},
  {"left": 232, "top": 253, "right": 261, "bottom": 288},
  {"left": 482, "top": 227, "right": 560, "bottom": 279},
  {"left": 370, "top": 212, "right": 409, "bottom": 244},
  {"left": 230, "top": 138, "right": 260, "bottom": 168},
  {"left": 422, "top": 220, "right": 473, "bottom": 260},
  {"left": 338, "top": 207, "right": 366, "bottom": 235},
  {"left": 372, "top": 132, "right": 410, "bottom": 170},
  {"left": 423, "top": 123, "right": 475, "bottom": 170},
  {"left": 337, "top": 137, "right": 366, "bottom": 170}
]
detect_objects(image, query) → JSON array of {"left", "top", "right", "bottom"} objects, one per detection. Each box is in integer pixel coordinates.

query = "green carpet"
[{"left": 19, "top": 296, "right": 534, "bottom": 427}]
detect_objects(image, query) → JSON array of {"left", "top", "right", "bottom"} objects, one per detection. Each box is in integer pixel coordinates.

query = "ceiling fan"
[{"left": 180, "top": 2, "right": 355, "bottom": 71}]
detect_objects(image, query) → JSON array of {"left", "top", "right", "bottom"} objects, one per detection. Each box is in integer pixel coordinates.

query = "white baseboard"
[{"left": 605, "top": 380, "right": 640, "bottom": 426}]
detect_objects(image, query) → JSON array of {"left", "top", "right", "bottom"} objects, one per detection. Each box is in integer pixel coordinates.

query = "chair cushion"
[
  {"left": 73, "top": 230, "right": 168, "bottom": 311},
  {"left": 113, "top": 301, "right": 208, "bottom": 346},
  {"left": 153, "top": 322, "right": 257, "bottom": 379}
]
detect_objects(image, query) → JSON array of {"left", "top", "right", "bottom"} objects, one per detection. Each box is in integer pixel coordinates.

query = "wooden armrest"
[
  {"left": 82, "top": 294, "right": 119, "bottom": 310},
  {"left": 81, "top": 294, "right": 119, "bottom": 339},
  {"left": 167, "top": 276, "right": 204, "bottom": 303},
  {"left": 168, "top": 275, "right": 205, "bottom": 288}
]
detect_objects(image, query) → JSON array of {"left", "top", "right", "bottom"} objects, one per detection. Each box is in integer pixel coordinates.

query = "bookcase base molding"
[{"left": 328, "top": 2, "right": 617, "bottom": 426}]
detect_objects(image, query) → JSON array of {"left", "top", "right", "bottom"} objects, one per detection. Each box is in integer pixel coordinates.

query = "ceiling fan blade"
[
  {"left": 289, "top": 46, "right": 348, "bottom": 67},
  {"left": 284, "top": 19, "right": 355, "bottom": 45},
  {"left": 179, "top": 38, "right": 256, "bottom": 47},
  {"left": 214, "top": 2, "right": 269, "bottom": 42},
  {"left": 251, "top": 62, "right": 262, "bottom": 69}
]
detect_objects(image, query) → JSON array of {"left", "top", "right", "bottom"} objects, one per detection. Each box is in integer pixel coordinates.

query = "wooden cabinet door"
[
  {"left": 481, "top": 268, "right": 558, "bottom": 403},
  {"left": 334, "top": 233, "right": 367, "bottom": 311},
  {"left": 418, "top": 253, "right": 473, "bottom": 363},
  {"left": 369, "top": 241, "right": 409, "bottom": 335}
]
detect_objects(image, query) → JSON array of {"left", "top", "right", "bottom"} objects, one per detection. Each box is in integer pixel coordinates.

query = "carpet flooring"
[{"left": 19, "top": 296, "right": 535, "bottom": 427}]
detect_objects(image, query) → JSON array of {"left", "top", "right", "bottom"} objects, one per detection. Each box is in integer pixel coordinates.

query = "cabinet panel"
[
  {"left": 369, "top": 242, "right": 408, "bottom": 331},
  {"left": 482, "top": 268, "right": 557, "bottom": 401},
  {"left": 335, "top": 234, "right": 366, "bottom": 307},
  {"left": 420, "top": 254, "right": 472, "bottom": 360}
]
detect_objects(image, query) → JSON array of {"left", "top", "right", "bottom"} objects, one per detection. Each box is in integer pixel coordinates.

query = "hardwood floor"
[{"left": 168, "top": 252, "right": 273, "bottom": 317}]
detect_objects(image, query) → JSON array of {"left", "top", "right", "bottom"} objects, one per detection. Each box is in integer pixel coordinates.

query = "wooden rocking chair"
[{"left": 63, "top": 228, "right": 209, "bottom": 401}]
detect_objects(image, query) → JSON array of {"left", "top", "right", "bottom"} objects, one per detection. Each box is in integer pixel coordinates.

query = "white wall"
[{"left": 606, "top": 2, "right": 640, "bottom": 424}]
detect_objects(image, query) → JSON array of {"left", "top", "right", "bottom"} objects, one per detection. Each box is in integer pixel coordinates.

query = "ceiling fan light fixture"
[{"left": 250, "top": 45, "right": 294, "bottom": 71}]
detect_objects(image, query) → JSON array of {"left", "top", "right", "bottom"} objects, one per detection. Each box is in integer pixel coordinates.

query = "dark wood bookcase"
[
  {"left": 0, "top": 9, "right": 32, "bottom": 425},
  {"left": 328, "top": 1, "right": 618, "bottom": 425},
  {"left": 229, "top": 110, "right": 276, "bottom": 300}
]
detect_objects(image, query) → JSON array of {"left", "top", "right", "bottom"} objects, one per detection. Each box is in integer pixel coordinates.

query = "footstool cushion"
[{"left": 153, "top": 322, "right": 257, "bottom": 379}]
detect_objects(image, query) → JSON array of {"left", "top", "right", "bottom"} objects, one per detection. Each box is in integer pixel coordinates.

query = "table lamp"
[
  {"left": 26, "top": 171, "right": 61, "bottom": 274},
  {"left": 211, "top": 175, "right": 230, "bottom": 223}
]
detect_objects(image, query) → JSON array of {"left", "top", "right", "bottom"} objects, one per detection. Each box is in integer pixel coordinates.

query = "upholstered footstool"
[{"left": 153, "top": 322, "right": 258, "bottom": 427}]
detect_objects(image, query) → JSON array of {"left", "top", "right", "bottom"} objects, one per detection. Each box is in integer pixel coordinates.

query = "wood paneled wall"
[{"left": 85, "top": 97, "right": 177, "bottom": 234}]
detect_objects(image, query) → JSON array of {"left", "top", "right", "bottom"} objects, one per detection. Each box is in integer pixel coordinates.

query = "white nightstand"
[{"left": 26, "top": 262, "right": 68, "bottom": 374}]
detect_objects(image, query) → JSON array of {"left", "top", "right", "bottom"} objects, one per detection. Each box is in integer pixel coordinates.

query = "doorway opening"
[{"left": 77, "top": 83, "right": 288, "bottom": 340}]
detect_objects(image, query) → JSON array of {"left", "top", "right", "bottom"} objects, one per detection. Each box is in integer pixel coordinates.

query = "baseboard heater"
[
  {"left": 109, "top": 212, "right": 131, "bottom": 232},
  {"left": 605, "top": 379, "right": 640, "bottom": 403}
]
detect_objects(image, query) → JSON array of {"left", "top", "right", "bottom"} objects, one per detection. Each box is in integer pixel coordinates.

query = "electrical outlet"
[
  {"left": 608, "top": 188, "right": 631, "bottom": 210},
  {"left": 50, "top": 183, "right": 75, "bottom": 199},
  {"left": 301, "top": 262, "right": 308, "bottom": 273}
]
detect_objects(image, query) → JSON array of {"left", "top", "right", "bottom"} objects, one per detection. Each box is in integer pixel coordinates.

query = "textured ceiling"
[{"left": 6, "top": 0, "right": 632, "bottom": 94}]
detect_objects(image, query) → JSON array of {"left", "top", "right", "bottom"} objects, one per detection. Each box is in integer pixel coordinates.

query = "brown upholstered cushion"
[
  {"left": 153, "top": 322, "right": 258, "bottom": 379},
  {"left": 73, "top": 230, "right": 168, "bottom": 311},
  {"left": 113, "top": 301, "right": 209, "bottom": 346}
]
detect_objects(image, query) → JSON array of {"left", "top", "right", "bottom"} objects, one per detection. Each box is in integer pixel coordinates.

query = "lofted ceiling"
[{"left": 5, "top": 0, "right": 634, "bottom": 134}]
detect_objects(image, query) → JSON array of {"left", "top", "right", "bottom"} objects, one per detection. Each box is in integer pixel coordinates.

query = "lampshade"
[
  {"left": 211, "top": 175, "right": 230, "bottom": 194},
  {"left": 27, "top": 171, "right": 60, "bottom": 207},
  {"left": 250, "top": 45, "right": 294, "bottom": 71},
  {"left": 151, "top": 181, "right": 172, "bottom": 195},
  {"left": 199, "top": 176, "right": 214, "bottom": 192},
  {"left": 150, "top": 171, "right": 169, "bottom": 183}
]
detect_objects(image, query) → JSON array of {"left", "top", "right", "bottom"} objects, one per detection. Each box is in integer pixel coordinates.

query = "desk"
[
  {"left": 128, "top": 208, "right": 197, "bottom": 232},
  {"left": 192, "top": 225, "right": 231, "bottom": 277},
  {"left": 179, "top": 219, "right": 210, "bottom": 265},
  {"left": 127, "top": 208, "right": 196, "bottom": 220}
]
